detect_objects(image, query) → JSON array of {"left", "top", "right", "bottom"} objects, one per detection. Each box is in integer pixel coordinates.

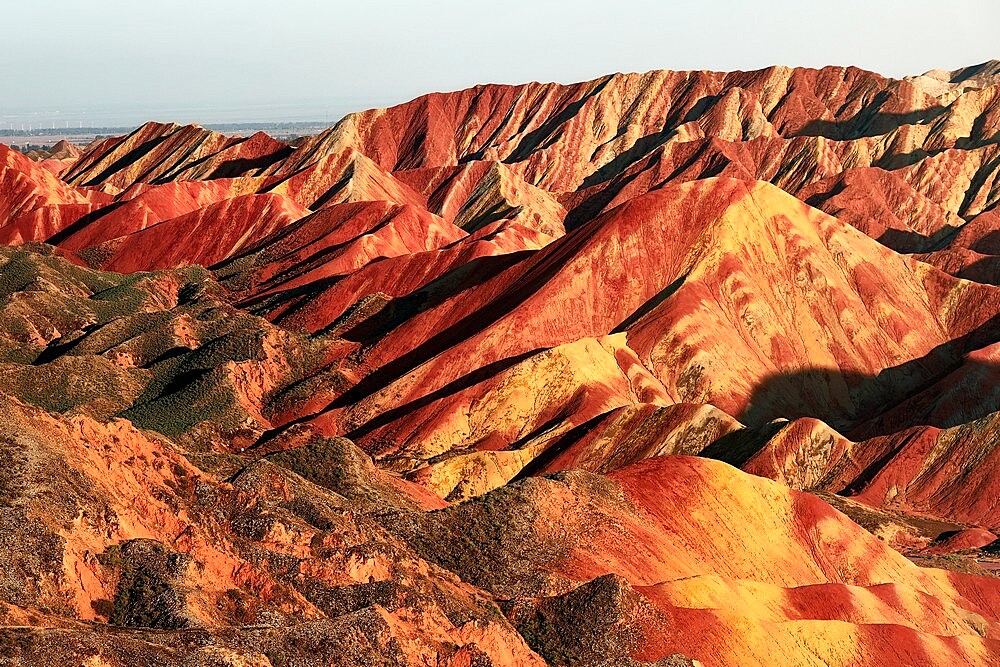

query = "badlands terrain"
[{"left": 1, "top": 62, "right": 1000, "bottom": 665}]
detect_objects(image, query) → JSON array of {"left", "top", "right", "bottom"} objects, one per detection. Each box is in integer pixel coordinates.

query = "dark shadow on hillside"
[
  {"left": 503, "top": 75, "right": 614, "bottom": 163},
  {"left": 874, "top": 148, "right": 934, "bottom": 170},
  {"left": 958, "top": 255, "right": 1000, "bottom": 285},
  {"left": 835, "top": 436, "right": 915, "bottom": 497},
  {"left": 79, "top": 134, "right": 170, "bottom": 187},
  {"left": 611, "top": 273, "right": 687, "bottom": 333},
  {"left": 331, "top": 251, "right": 531, "bottom": 343},
  {"left": 147, "top": 141, "right": 295, "bottom": 183},
  {"left": 210, "top": 206, "right": 333, "bottom": 274},
  {"left": 231, "top": 273, "right": 343, "bottom": 315},
  {"left": 218, "top": 203, "right": 455, "bottom": 294},
  {"left": 321, "top": 277, "right": 556, "bottom": 414},
  {"left": 958, "top": 154, "right": 1000, "bottom": 219},
  {"left": 45, "top": 203, "right": 126, "bottom": 247},
  {"left": 950, "top": 61, "right": 1000, "bottom": 83},
  {"left": 578, "top": 128, "right": 677, "bottom": 190},
  {"left": 802, "top": 179, "right": 847, "bottom": 211},
  {"left": 966, "top": 228, "right": 1000, "bottom": 255},
  {"left": 871, "top": 136, "right": 1000, "bottom": 170},
  {"left": 563, "top": 162, "right": 649, "bottom": 231},
  {"left": 31, "top": 322, "right": 104, "bottom": 364},
  {"left": 454, "top": 200, "right": 518, "bottom": 234},
  {"left": 508, "top": 412, "right": 608, "bottom": 481},
  {"left": 392, "top": 98, "right": 430, "bottom": 171},
  {"left": 876, "top": 228, "right": 938, "bottom": 254},
  {"left": 345, "top": 348, "right": 544, "bottom": 441},
  {"left": 308, "top": 166, "right": 355, "bottom": 211},
  {"left": 229, "top": 246, "right": 533, "bottom": 346},
  {"left": 458, "top": 90, "right": 520, "bottom": 165},
  {"left": 699, "top": 420, "right": 787, "bottom": 469},
  {"left": 233, "top": 250, "right": 531, "bottom": 337},
  {"left": 563, "top": 139, "right": 731, "bottom": 232},
  {"left": 738, "top": 312, "right": 1000, "bottom": 436},
  {"left": 206, "top": 147, "right": 295, "bottom": 179},
  {"left": 571, "top": 92, "right": 724, "bottom": 195},
  {"left": 236, "top": 214, "right": 406, "bottom": 294},
  {"left": 256, "top": 249, "right": 572, "bottom": 447},
  {"left": 794, "top": 102, "right": 949, "bottom": 141},
  {"left": 283, "top": 216, "right": 614, "bottom": 431}
]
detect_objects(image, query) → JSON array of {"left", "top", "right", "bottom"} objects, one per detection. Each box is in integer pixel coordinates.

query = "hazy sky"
[{"left": 3, "top": 0, "right": 997, "bottom": 126}]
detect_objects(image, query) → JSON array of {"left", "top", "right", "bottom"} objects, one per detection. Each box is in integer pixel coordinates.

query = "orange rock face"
[{"left": 3, "top": 61, "right": 1000, "bottom": 665}]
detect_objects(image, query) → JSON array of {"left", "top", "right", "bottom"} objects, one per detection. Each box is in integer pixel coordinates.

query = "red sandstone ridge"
[
  {"left": 27, "top": 140, "right": 82, "bottom": 177},
  {"left": 2, "top": 61, "right": 1000, "bottom": 665}
]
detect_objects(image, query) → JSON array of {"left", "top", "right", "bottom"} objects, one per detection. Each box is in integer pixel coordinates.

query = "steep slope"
[
  {"left": 92, "top": 193, "right": 308, "bottom": 272},
  {"left": 387, "top": 456, "right": 1000, "bottom": 667},
  {"left": 0, "top": 391, "right": 548, "bottom": 666},
  {"left": 396, "top": 160, "right": 568, "bottom": 237},
  {"left": 52, "top": 178, "right": 277, "bottom": 252},
  {"left": 218, "top": 200, "right": 468, "bottom": 299},
  {"left": 61, "top": 122, "right": 245, "bottom": 190},
  {"left": 3, "top": 61, "right": 1000, "bottom": 666},
  {"left": 309, "top": 179, "right": 1000, "bottom": 477},
  {"left": 12, "top": 63, "right": 1000, "bottom": 285},
  {"left": 742, "top": 410, "right": 1000, "bottom": 529},
  {"left": 0, "top": 145, "right": 112, "bottom": 245},
  {"left": 0, "top": 145, "right": 100, "bottom": 219},
  {"left": 28, "top": 140, "right": 82, "bottom": 177}
]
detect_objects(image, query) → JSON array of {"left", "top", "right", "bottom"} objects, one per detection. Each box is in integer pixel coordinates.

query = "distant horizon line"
[
  {"left": 5, "top": 58, "right": 998, "bottom": 134},
  {"left": 0, "top": 120, "right": 337, "bottom": 132}
]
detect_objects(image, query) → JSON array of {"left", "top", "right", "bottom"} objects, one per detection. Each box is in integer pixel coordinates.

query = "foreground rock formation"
[{"left": 1, "top": 61, "right": 1000, "bottom": 665}]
